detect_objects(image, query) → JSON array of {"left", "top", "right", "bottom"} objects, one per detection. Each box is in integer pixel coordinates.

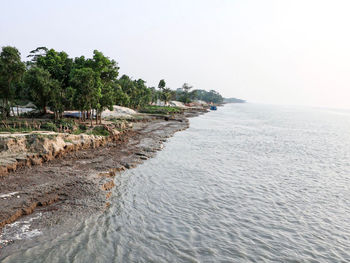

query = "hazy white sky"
[{"left": 1, "top": 0, "right": 350, "bottom": 108}]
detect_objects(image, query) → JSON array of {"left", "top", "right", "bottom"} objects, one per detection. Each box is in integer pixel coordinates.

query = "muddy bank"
[
  {"left": 0, "top": 121, "right": 131, "bottom": 178},
  {"left": 0, "top": 111, "right": 203, "bottom": 250}
]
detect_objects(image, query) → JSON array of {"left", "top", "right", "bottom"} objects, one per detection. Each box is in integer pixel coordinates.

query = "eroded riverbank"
[{"left": 0, "top": 111, "right": 204, "bottom": 251}]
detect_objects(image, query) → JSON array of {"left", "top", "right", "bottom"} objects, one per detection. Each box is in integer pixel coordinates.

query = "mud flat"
[{"left": 0, "top": 111, "right": 205, "bottom": 251}]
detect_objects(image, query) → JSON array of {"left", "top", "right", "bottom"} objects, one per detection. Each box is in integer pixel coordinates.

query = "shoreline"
[{"left": 0, "top": 109, "right": 207, "bottom": 251}]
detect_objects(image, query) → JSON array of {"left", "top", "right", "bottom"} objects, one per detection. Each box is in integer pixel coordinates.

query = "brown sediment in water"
[{"left": 0, "top": 111, "right": 205, "bottom": 238}]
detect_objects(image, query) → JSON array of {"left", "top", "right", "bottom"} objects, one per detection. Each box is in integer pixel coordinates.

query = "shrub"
[
  {"left": 55, "top": 119, "right": 75, "bottom": 130},
  {"left": 78, "top": 124, "right": 87, "bottom": 131},
  {"left": 41, "top": 122, "right": 58, "bottom": 132},
  {"left": 88, "top": 126, "right": 110, "bottom": 136},
  {"left": 140, "top": 105, "right": 182, "bottom": 115}
]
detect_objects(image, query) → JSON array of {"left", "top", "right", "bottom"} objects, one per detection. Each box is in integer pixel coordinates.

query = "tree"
[
  {"left": 24, "top": 67, "right": 56, "bottom": 114},
  {"left": 162, "top": 87, "right": 172, "bottom": 105},
  {"left": 157, "top": 79, "right": 168, "bottom": 104},
  {"left": 189, "top": 89, "right": 198, "bottom": 102},
  {"left": 182, "top": 83, "right": 192, "bottom": 93},
  {"left": 177, "top": 83, "right": 193, "bottom": 103},
  {"left": 27, "top": 47, "right": 48, "bottom": 63},
  {"left": 118, "top": 75, "right": 140, "bottom": 108},
  {"left": 97, "top": 83, "right": 114, "bottom": 123},
  {"left": 187, "top": 89, "right": 224, "bottom": 104},
  {"left": 49, "top": 81, "right": 65, "bottom": 119},
  {"left": 134, "top": 79, "right": 151, "bottom": 108},
  {"left": 89, "top": 50, "right": 119, "bottom": 123},
  {"left": 116, "top": 75, "right": 152, "bottom": 109},
  {"left": 70, "top": 67, "right": 101, "bottom": 125},
  {"left": 113, "top": 82, "right": 130, "bottom": 107},
  {"left": 158, "top": 79, "right": 166, "bottom": 91},
  {"left": 0, "top": 46, "right": 25, "bottom": 118},
  {"left": 150, "top": 86, "right": 162, "bottom": 104},
  {"left": 28, "top": 47, "right": 73, "bottom": 118}
]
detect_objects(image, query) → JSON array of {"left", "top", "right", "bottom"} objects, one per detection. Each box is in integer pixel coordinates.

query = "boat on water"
[{"left": 210, "top": 106, "right": 217, "bottom": 110}]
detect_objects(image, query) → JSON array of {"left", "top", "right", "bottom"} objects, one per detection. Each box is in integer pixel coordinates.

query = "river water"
[{"left": 2, "top": 103, "right": 350, "bottom": 262}]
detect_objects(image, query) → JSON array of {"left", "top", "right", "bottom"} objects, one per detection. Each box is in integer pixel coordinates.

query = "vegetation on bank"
[
  {"left": 87, "top": 126, "right": 110, "bottom": 136},
  {"left": 140, "top": 105, "right": 183, "bottom": 115},
  {"left": 0, "top": 46, "right": 224, "bottom": 125},
  {"left": 0, "top": 117, "right": 114, "bottom": 136}
]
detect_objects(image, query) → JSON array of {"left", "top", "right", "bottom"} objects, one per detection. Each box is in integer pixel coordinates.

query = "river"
[{"left": 1, "top": 103, "right": 350, "bottom": 262}]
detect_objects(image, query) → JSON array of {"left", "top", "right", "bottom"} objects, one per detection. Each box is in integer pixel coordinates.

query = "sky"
[{"left": 1, "top": 0, "right": 350, "bottom": 109}]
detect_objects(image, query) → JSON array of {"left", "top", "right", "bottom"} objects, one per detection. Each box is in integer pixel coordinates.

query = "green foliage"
[
  {"left": 154, "top": 79, "right": 176, "bottom": 105},
  {"left": 41, "top": 121, "right": 58, "bottom": 132},
  {"left": 176, "top": 83, "right": 193, "bottom": 103},
  {"left": 149, "top": 87, "right": 161, "bottom": 104},
  {"left": 0, "top": 126, "right": 33, "bottom": 133},
  {"left": 223, "top": 97, "right": 245, "bottom": 103},
  {"left": 88, "top": 50, "right": 119, "bottom": 122},
  {"left": 158, "top": 79, "right": 166, "bottom": 90},
  {"left": 162, "top": 87, "right": 174, "bottom": 105},
  {"left": 28, "top": 48, "right": 73, "bottom": 117},
  {"left": 27, "top": 47, "right": 48, "bottom": 62},
  {"left": 140, "top": 105, "right": 182, "bottom": 115},
  {"left": 117, "top": 75, "right": 151, "bottom": 109},
  {"left": 72, "top": 128, "right": 85, "bottom": 135},
  {"left": 55, "top": 118, "right": 76, "bottom": 130},
  {"left": 2, "top": 46, "right": 225, "bottom": 123},
  {"left": 0, "top": 46, "right": 26, "bottom": 118},
  {"left": 24, "top": 66, "right": 56, "bottom": 113},
  {"left": 70, "top": 67, "right": 101, "bottom": 114},
  {"left": 191, "top": 89, "right": 223, "bottom": 104},
  {"left": 88, "top": 126, "right": 110, "bottom": 136},
  {"left": 78, "top": 123, "right": 87, "bottom": 131},
  {"left": 114, "top": 83, "right": 130, "bottom": 106},
  {"left": 175, "top": 86, "right": 223, "bottom": 104}
]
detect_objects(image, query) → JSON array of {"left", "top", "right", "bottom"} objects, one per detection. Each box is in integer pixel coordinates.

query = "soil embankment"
[{"left": 0, "top": 112, "right": 203, "bottom": 248}]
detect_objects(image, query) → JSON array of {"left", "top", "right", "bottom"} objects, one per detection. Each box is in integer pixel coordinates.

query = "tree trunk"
[
  {"left": 90, "top": 109, "right": 93, "bottom": 127},
  {"left": 4, "top": 98, "right": 10, "bottom": 118},
  {"left": 96, "top": 109, "right": 98, "bottom": 125},
  {"left": 11, "top": 105, "right": 15, "bottom": 117}
]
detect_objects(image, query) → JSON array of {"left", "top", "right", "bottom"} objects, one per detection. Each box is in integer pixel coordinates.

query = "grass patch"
[
  {"left": 87, "top": 126, "right": 110, "bottom": 136},
  {"left": 72, "top": 128, "right": 85, "bottom": 135},
  {"left": 0, "top": 127, "right": 33, "bottom": 133},
  {"left": 0, "top": 118, "right": 78, "bottom": 133},
  {"left": 140, "top": 105, "right": 182, "bottom": 115},
  {"left": 41, "top": 122, "right": 58, "bottom": 132}
]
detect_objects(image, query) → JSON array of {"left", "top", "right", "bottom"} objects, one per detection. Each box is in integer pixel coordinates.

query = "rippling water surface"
[{"left": 2, "top": 104, "right": 350, "bottom": 262}]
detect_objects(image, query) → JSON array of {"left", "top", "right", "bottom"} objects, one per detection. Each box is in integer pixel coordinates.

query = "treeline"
[
  {"left": 176, "top": 87, "right": 223, "bottom": 104},
  {"left": 224, "top": 97, "right": 246, "bottom": 103},
  {"left": 151, "top": 84, "right": 224, "bottom": 105},
  {"left": 0, "top": 46, "right": 151, "bottom": 122},
  {"left": 0, "top": 46, "right": 223, "bottom": 121}
]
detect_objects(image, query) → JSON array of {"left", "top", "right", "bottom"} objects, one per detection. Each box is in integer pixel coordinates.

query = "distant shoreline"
[{"left": 224, "top": 98, "right": 246, "bottom": 103}]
